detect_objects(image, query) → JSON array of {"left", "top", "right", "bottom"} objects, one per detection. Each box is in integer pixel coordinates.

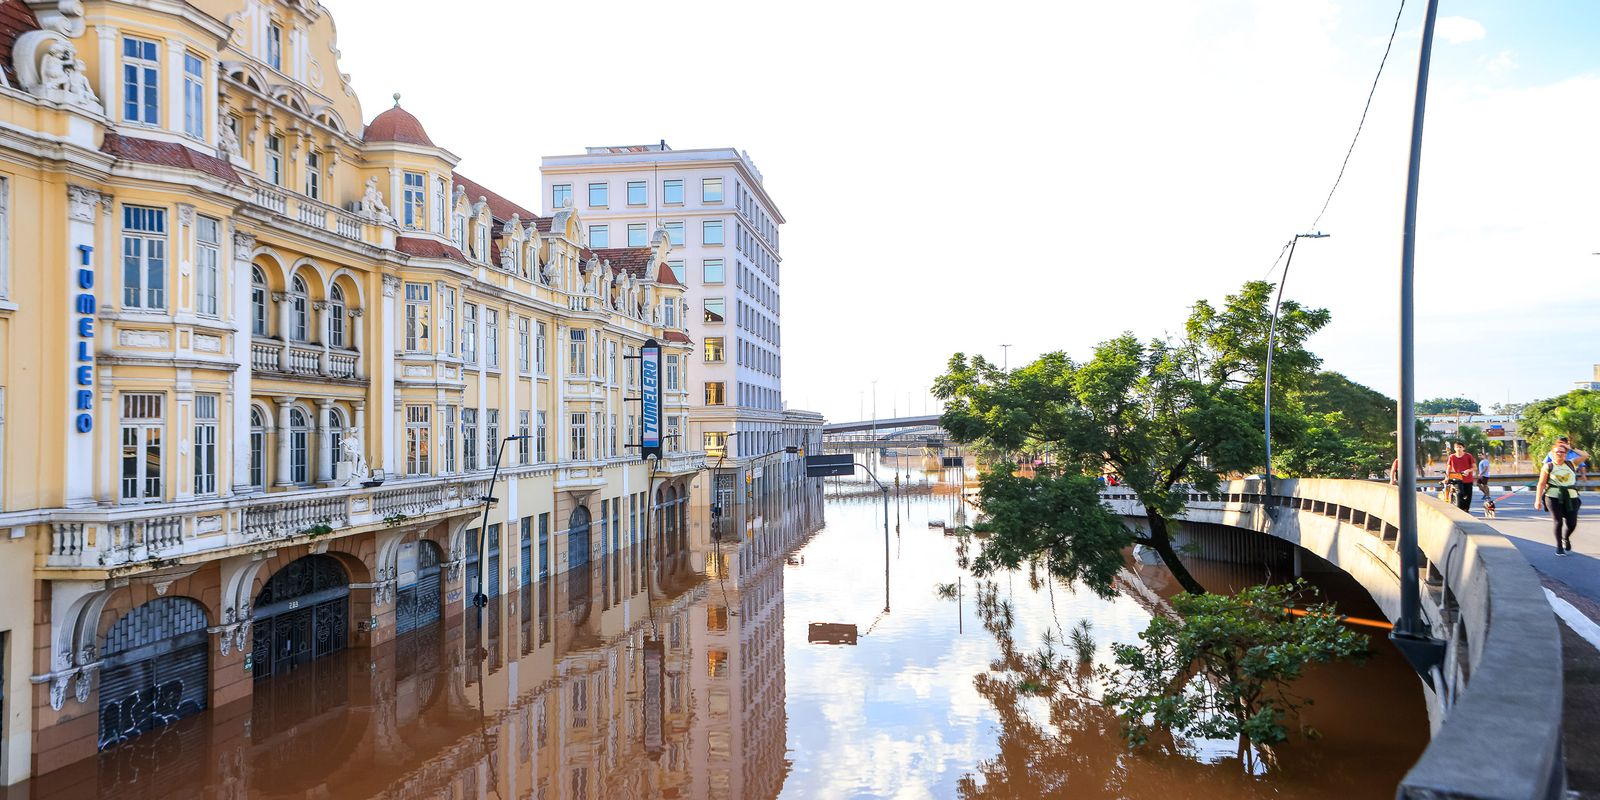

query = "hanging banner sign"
[
  {"left": 641, "top": 338, "right": 662, "bottom": 459},
  {"left": 72, "top": 245, "right": 95, "bottom": 433}
]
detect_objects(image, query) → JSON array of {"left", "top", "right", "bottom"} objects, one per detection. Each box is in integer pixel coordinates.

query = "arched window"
[
  {"left": 251, "top": 266, "right": 268, "bottom": 337},
  {"left": 289, "top": 407, "right": 310, "bottom": 484},
  {"left": 289, "top": 275, "right": 309, "bottom": 342},
  {"left": 329, "top": 284, "right": 346, "bottom": 348},
  {"left": 328, "top": 408, "right": 345, "bottom": 475},
  {"left": 249, "top": 406, "right": 266, "bottom": 489}
]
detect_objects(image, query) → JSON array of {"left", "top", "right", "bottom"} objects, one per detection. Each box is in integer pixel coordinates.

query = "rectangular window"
[
  {"left": 122, "top": 37, "right": 160, "bottom": 125},
  {"left": 305, "top": 150, "right": 322, "bottom": 200},
  {"left": 704, "top": 337, "right": 724, "bottom": 362},
  {"left": 518, "top": 411, "right": 531, "bottom": 464},
  {"left": 569, "top": 329, "right": 587, "bottom": 376},
  {"left": 462, "top": 303, "right": 478, "bottom": 364},
  {"left": 195, "top": 216, "right": 220, "bottom": 316},
  {"left": 705, "top": 382, "right": 725, "bottom": 406},
  {"left": 702, "top": 258, "right": 725, "bottom": 283},
  {"left": 266, "top": 135, "right": 283, "bottom": 185},
  {"left": 703, "top": 431, "right": 727, "bottom": 457},
  {"left": 0, "top": 176, "right": 9, "bottom": 300},
  {"left": 664, "top": 221, "right": 684, "bottom": 246},
  {"left": 703, "top": 297, "right": 725, "bottom": 323},
  {"left": 517, "top": 317, "right": 531, "bottom": 373},
  {"left": 462, "top": 408, "right": 479, "bottom": 471},
  {"left": 702, "top": 177, "right": 724, "bottom": 203},
  {"left": 536, "top": 321, "right": 547, "bottom": 375},
  {"left": 588, "top": 224, "right": 609, "bottom": 248},
  {"left": 610, "top": 413, "right": 618, "bottom": 457},
  {"left": 121, "top": 206, "right": 166, "bottom": 309},
  {"left": 404, "top": 172, "right": 425, "bottom": 229},
  {"left": 404, "top": 283, "right": 431, "bottom": 351},
  {"left": 570, "top": 413, "right": 586, "bottom": 460},
  {"left": 441, "top": 286, "right": 456, "bottom": 354},
  {"left": 486, "top": 409, "right": 500, "bottom": 467},
  {"left": 626, "top": 222, "right": 647, "bottom": 248},
  {"left": 539, "top": 512, "right": 550, "bottom": 578},
  {"left": 663, "top": 179, "right": 684, "bottom": 205},
  {"left": 627, "top": 181, "right": 646, "bottom": 205},
  {"left": 442, "top": 406, "right": 457, "bottom": 473},
  {"left": 183, "top": 53, "right": 205, "bottom": 138},
  {"left": 551, "top": 184, "right": 572, "bottom": 209},
  {"left": 120, "top": 393, "right": 164, "bottom": 502},
  {"left": 266, "top": 23, "right": 283, "bottom": 70},
  {"left": 625, "top": 346, "right": 637, "bottom": 388},
  {"left": 666, "top": 355, "right": 680, "bottom": 391},
  {"left": 536, "top": 410, "right": 548, "bottom": 463},
  {"left": 485, "top": 308, "right": 500, "bottom": 368},
  {"left": 703, "top": 219, "right": 724, "bottom": 245},
  {"left": 434, "top": 177, "right": 447, "bottom": 232},
  {"left": 193, "top": 394, "right": 217, "bottom": 495},
  {"left": 587, "top": 183, "right": 608, "bottom": 207},
  {"left": 407, "top": 405, "right": 431, "bottom": 475},
  {"left": 607, "top": 342, "right": 617, "bottom": 384},
  {"left": 666, "top": 260, "right": 685, "bottom": 284},
  {"left": 667, "top": 415, "right": 682, "bottom": 454}
]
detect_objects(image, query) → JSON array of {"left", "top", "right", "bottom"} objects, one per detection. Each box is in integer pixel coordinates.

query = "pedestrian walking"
[
  {"left": 1444, "top": 442, "right": 1476, "bottom": 513},
  {"left": 1545, "top": 436, "right": 1590, "bottom": 482},
  {"left": 1537, "top": 440, "right": 1582, "bottom": 555}
]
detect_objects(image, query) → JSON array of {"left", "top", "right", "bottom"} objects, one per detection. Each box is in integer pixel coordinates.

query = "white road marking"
[{"left": 1544, "top": 588, "right": 1600, "bottom": 652}]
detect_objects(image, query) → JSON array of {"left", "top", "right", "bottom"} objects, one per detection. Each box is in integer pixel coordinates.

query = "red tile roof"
[
  {"left": 533, "top": 217, "right": 554, "bottom": 233},
  {"left": 0, "top": 1, "right": 40, "bottom": 87},
  {"left": 656, "top": 262, "right": 683, "bottom": 286},
  {"left": 585, "top": 247, "right": 659, "bottom": 280},
  {"left": 453, "top": 174, "right": 542, "bottom": 226},
  {"left": 101, "top": 133, "right": 243, "bottom": 183},
  {"left": 363, "top": 104, "right": 434, "bottom": 146},
  {"left": 395, "top": 236, "right": 467, "bottom": 264},
  {"left": 663, "top": 330, "right": 692, "bottom": 344}
]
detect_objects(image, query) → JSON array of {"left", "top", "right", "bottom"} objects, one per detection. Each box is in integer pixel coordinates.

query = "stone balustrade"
[
  {"left": 252, "top": 186, "right": 369, "bottom": 243},
  {"left": 249, "top": 338, "right": 363, "bottom": 380},
  {"left": 36, "top": 474, "right": 494, "bottom": 573}
]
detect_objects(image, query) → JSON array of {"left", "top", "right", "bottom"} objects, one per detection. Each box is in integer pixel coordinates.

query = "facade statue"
[
  {"left": 13, "top": 33, "right": 100, "bottom": 112},
  {"left": 340, "top": 429, "right": 370, "bottom": 485},
  {"left": 217, "top": 113, "right": 242, "bottom": 157},
  {"left": 356, "top": 177, "right": 395, "bottom": 224}
]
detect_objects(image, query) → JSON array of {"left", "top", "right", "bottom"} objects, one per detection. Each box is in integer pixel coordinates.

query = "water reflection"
[{"left": 6, "top": 462, "right": 1426, "bottom": 800}]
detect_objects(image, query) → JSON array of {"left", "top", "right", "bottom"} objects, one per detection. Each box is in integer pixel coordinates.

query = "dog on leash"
[{"left": 1479, "top": 480, "right": 1497, "bottom": 518}]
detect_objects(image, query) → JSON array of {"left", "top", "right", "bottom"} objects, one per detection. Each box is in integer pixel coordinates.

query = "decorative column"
[
  {"left": 350, "top": 308, "right": 365, "bottom": 377},
  {"left": 272, "top": 292, "right": 291, "bottom": 370},
  {"left": 316, "top": 399, "right": 334, "bottom": 483},
  {"left": 274, "top": 396, "right": 295, "bottom": 486},
  {"left": 380, "top": 275, "right": 399, "bottom": 474},
  {"left": 314, "top": 299, "right": 330, "bottom": 376},
  {"left": 230, "top": 232, "right": 257, "bottom": 495},
  {"left": 96, "top": 25, "right": 117, "bottom": 125},
  {"left": 165, "top": 40, "right": 185, "bottom": 136}
]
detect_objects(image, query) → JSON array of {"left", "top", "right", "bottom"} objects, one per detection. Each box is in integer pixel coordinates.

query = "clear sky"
[{"left": 330, "top": 0, "right": 1600, "bottom": 422}]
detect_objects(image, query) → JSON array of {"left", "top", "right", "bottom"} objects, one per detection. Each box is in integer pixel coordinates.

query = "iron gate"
[{"left": 251, "top": 555, "right": 350, "bottom": 680}]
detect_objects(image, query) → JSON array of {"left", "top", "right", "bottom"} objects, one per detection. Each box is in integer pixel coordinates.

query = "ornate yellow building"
[{"left": 0, "top": 0, "right": 704, "bottom": 782}]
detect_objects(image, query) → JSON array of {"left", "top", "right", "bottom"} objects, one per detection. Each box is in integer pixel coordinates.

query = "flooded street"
[{"left": 7, "top": 460, "right": 1427, "bottom": 800}]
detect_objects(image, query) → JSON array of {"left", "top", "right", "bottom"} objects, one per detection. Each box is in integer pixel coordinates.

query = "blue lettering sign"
[
  {"left": 71, "top": 247, "right": 94, "bottom": 433},
  {"left": 641, "top": 339, "right": 662, "bottom": 458}
]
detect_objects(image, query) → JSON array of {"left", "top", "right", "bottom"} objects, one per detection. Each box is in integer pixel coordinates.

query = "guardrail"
[{"left": 1102, "top": 479, "right": 1563, "bottom": 799}]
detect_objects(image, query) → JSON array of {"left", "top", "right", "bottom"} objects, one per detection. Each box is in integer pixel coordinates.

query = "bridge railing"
[{"left": 1104, "top": 478, "right": 1562, "bottom": 800}]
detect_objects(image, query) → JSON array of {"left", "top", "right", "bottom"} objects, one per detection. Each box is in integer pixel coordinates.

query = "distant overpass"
[{"left": 821, "top": 415, "right": 942, "bottom": 434}]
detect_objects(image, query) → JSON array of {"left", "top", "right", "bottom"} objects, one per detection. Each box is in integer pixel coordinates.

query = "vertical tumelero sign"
[
  {"left": 72, "top": 244, "right": 95, "bottom": 433},
  {"left": 640, "top": 338, "right": 662, "bottom": 459}
]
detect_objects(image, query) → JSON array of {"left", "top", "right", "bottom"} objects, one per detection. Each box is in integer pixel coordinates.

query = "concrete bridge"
[{"left": 1103, "top": 478, "right": 1562, "bottom": 800}]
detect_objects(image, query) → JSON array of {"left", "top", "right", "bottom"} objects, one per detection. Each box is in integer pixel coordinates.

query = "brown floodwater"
[{"left": 4, "top": 461, "right": 1427, "bottom": 800}]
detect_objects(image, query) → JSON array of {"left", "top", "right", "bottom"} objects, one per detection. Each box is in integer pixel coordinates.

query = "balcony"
[
  {"left": 252, "top": 186, "right": 369, "bottom": 243},
  {"left": 38, "top": 475, "right": 494, "bottom": 574},
  {"left": 251, "top": 338, "right": 362, "bottom": 380}
]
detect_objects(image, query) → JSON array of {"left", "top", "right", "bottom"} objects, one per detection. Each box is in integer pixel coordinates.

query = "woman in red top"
[{"left": 1445, "top": 442, "right": 1477, "bottom": 513}]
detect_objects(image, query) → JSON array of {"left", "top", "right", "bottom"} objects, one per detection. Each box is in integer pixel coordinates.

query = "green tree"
[
  {"left": 1415, "top": 419, "right": 1448, "bottom": 466},
  {"left": 1273, "top": 412, "right": 1389, "bottom": 479},
  {"left": 1452, "top": 424, "right": 1491, "bottom": 458},
  {"left": 1416, "top": 396, "right": 1481, "bottom": 415},
  {"left": 935, "top": 281, "right": 1329, "bottom": 594},
  {"left": 1101, "top": 582, "right": 1368, "bottom": 756},
  {"left": 968, "top": 467, "right": 1132, "bottom": 597},
  {"left": 1520, "top": 390, "right": 1599, "bottom": 459},
  {"left": 1297, "top": 371, "right": 1395, "bottom": 443}
]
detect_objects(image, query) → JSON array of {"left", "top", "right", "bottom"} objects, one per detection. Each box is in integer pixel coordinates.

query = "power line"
[{"left": 1308, "top": 0, "right": 1409, "bottom": 232}]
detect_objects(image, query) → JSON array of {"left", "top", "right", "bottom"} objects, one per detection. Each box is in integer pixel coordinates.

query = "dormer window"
[
  {"left": 452, "top": 211, "right": 466, "bottom": 250},
  {"left": 433, "top": 178, "right": 446, "bottom": 232},
  {"left": 474, "top": 220, "right": 488, "bottom": 261},
  {"left": 267, "top": 23, "right": 283, "bottom": 71}
]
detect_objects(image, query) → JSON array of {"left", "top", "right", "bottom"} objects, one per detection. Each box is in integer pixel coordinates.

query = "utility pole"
[
  {"left": 1000, "top": 344, "right": 1011, "bottom": 372},
  {"left": 1264, "top": 231, "right": 1328, "bottom": 502}
]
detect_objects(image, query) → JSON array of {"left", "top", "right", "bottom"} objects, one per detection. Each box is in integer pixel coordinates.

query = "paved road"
[{"left": 1467, "top": 485, "right": 1600, "bottom": 604}]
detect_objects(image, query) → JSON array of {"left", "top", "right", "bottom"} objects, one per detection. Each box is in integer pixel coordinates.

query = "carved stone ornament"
[
  {"left": 218, "top": 114, "right": 242, "bottom": 158},
  {"left": 382, "top": 274, "right": 401, "bottom": 297},
  {"left": 233, "top": 231, "right": 257, "bottom": 261},
  {"left": 13, "top": 30, "right": 100, "bottom": 112},
  {"left": 66, "top": 185, "right": 100, "bottom": 222},
  {"left": 35, "top": 1, "right": 87, "bottom": 37},
  {"left": 73, "top": 669, "right": 91, "bottom": 703},
  {"left": 356, "top": 177, "right": 395, "bottom": 225}
]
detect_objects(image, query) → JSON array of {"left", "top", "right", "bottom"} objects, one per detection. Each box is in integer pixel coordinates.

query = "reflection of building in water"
[{"left": 691, "top": 483, "right": 825, "bottom": 799}]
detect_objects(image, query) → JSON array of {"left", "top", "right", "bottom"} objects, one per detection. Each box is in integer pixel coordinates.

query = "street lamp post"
[
  {"left": 1264, "top": 231, "right": 1328, "bottom": 502},
  {"left": 472, "top": 434, "right": 531, "bottom": 610}
]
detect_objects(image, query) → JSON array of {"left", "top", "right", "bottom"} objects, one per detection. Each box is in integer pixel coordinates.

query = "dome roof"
[{"left": 363, "top": 95, "right": 434, "bottom": 146}]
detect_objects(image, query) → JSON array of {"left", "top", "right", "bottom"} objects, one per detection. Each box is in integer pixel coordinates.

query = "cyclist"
[{"left": 1444, "top": 441, "right": 1476, "bottom": 513}]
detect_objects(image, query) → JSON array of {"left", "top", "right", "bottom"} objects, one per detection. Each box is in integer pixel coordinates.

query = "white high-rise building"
[{"left": 542, "top": 144, "right": 815, "bottom": 509}]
